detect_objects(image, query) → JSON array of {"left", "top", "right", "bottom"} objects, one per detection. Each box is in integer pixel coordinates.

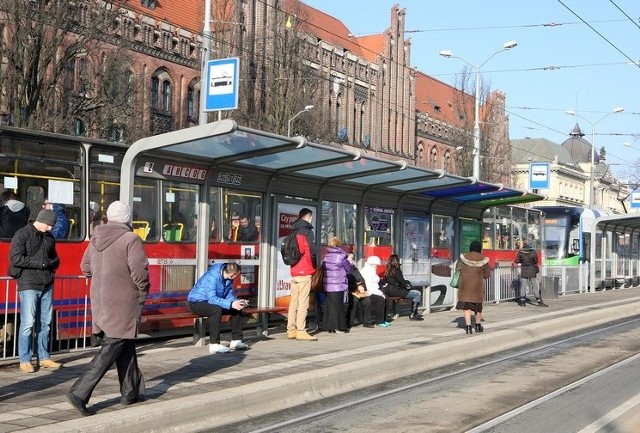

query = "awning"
[{"left": 120, "top": 119, "right": 544, "bottom": 219}]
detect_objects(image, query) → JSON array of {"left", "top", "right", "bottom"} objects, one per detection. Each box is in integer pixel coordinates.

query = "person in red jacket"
[{"left": 286, "top": 208, "right": 318, "bottom": 341}]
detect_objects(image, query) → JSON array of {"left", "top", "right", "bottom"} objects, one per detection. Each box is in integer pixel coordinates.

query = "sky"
[{"left": 302, "top": 0, "right": 640, "bottom": 179}]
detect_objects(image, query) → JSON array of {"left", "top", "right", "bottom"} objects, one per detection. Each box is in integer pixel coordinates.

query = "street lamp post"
[
  {"left": 287, "top": 105, "right": 314, "bottom": 137},
  {"left": 199, "top": 0, "right": 212, "bottom": 125},
  {"left": 439, "top": 41, "right": 518, "bottom": 179},
  {"left": 566, "top": 107, "right": 624, "bottom": 208}
]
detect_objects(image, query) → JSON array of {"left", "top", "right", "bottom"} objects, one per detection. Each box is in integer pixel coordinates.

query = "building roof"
[
  {"left": 286, "top": 0, "right": 366, "bottom": 58},
  {"left": 414, "top": 71, "right": 472, "bottom": 127},
  {"left": 510, "top": 138, "right": 581, "bottom": 170},
  {"left": 125, "top": 0, "right": 202, "bottom": 31},
  {"left": 561, "top": 122, "right": 597, "bottom": 164}
]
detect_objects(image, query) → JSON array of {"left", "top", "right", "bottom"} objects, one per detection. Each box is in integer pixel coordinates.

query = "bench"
[
  {"left": 140, "top": 304, "right": 288, "bottom": 346},
  {"left": 387, "top": 296, "right": 412, "bottom": 320}
]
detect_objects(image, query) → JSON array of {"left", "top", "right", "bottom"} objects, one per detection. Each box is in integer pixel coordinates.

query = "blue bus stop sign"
[
  {"left": 204, "top": 57, "right": 239, "bottom": 111},
  {"left": 631, "top": 189, "right": 640, "bottom": 208},
  {"left": 529, "top": 162, "right": 550, "bottom": 189}
]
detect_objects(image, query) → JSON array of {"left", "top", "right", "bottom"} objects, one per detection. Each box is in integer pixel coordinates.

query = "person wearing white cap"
[
  {"left": 359, "top": 256, "right": 390, "bottom": 328},
  {"left": 67, "top": 200, "right": 149, "bottom": 416},
  {"left": 9, "top": 208, "right": 61, "bottom": 373}
]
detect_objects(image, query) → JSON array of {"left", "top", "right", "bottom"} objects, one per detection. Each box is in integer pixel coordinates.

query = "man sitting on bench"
[{"left": 187, "top": 262, "right": 249, "bottom": 354}]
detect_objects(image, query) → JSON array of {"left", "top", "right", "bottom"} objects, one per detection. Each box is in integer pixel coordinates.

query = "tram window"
[
  {"left": 132, "top": 178, "right": 159, "bottom": 241},
  {"left": 162, "top": 181, "right": 198, "bottom": 242},
  {"left": 223, "top": 190, "right": 262, "bottom": 243},
  {"left": 89, "top": 146, "right": 124, "bottom": 238},
  {"left": 1, "top": 137, "right": 83, "bottom": 240},
  {"left": 207, "top": 187, "right": 222, "bottom": 243}
]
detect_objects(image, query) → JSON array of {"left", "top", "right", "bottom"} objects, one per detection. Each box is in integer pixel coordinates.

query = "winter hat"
[
  {"left": 366, "top": 256, "right": 381, "bottom": 266},
  {"left": 106, "top": 200, "right": 132, "bottom": 223},
  {"left": 36, "top": 209, "right": 57, "bottom": 226}
]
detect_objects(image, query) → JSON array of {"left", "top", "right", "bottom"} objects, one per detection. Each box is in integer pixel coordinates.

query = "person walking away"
[
  {"left": 67, "top": 201, "right": 149, "bottom": 416},
  {"left": 515, "top": 242, "right": 547, "bottom": 307},
  {"left": 187, "top": 262, "right": 249, "bottom": 353},
  {"left": 43, "top": 199, "right": 70, "bottom": 239},
  {"left": 286, "top": 208, "right": 318, "bottom": 341},
  {"left": 456, "top": 240, "right": 491, "bottom": 334},
  {"left": 359, "top": 256, "right": 390, "bottom": 327},
  {"left": 9, "top": 208, "right": 61, "bottom": 373},
  {"left": 383, "top": 254, "right": 424, "bottom": 321},
  {"left": 322, "top": 237, "right": 353, "bottom": 333},
  {"left": 0, "top": 190, "right": 30, "bottom": 239}
]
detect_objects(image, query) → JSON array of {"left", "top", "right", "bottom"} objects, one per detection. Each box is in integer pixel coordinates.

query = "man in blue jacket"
[{"left": 187, "top": 262, "right": 249, "bottom": 353}]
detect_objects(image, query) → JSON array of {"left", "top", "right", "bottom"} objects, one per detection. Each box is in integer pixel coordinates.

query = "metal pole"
[
  {"left": 199, "top": 0, "right": 211, "bottom": 126},
  {"left": 590, "top": 127, "right": 595, "bottom": 208},
  {"left": 473, "top": 67, "right": 481, "bottom": 179}
]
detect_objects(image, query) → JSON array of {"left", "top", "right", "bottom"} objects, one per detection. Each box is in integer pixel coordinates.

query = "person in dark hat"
[
  {"left": 8, "top": 208, "right": 61, "bottom": 373},
  {"left": 515, "top": 242, "right": 546, "bottom": 307}
]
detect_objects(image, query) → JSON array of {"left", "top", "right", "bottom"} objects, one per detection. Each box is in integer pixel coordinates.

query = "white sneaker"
[
  {"left": 209, "top": 343, "right": 230, "bottom": 354},
  {"left": 230, "top": 340, "right": 249, "bottom": 351}
]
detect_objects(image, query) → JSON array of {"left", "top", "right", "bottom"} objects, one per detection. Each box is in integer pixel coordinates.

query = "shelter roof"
[{"left": 120, "top": 119, "right": 544, "bottom": 219}]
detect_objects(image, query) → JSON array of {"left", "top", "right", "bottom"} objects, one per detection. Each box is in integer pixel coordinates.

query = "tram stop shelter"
[
  {"left": 590, "top": 213, "right": 640, "bottom": 291},
  {"left": 119, "top": 119, "right": 544, "bottom": 312}
]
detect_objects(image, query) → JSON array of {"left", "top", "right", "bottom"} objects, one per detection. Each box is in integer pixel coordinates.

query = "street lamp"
[
  {"left": 439, "top": 40, "right": 518, "bottom": 179},
  {"left": 287, "top": 105, "right": 314, "bottom": 137},
  {"left": 199, "top": 0, "right": 212, "bottom": 125},
  {"left": 566, "top": 107, "right": 624, "bottom": 208}
]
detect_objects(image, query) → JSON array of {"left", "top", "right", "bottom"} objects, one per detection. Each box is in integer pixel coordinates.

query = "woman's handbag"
[
  {"left": 450, "top": 266, "right": 461, "bottom": 288},
  {"left": 311, "top": 263, "right": 325, "bottom": 292}
]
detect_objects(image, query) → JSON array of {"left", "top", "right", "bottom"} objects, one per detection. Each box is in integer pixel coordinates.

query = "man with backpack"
[{"left": 285, "top": 208, "right": 318, "bottom": 341}]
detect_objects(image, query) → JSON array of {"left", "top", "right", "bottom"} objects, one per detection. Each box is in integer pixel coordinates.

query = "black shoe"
[
  {"left": 121, "top": 394, "right": 146, "bottom": 406},
  {"left": 409, "top": 313, "right": 424, "bottom": 321},
  {"left": 537, "top": 300, "right": 549, "bottom": 307},
  {"left": 475, "top": 323, "right": 484, "bottom": 333},
  {"left": 363, "top": 323, "right": 375, "bottom": 328},
  {"left": 66, "top": 392, "right": 95, "bottom": 416},
  {"left": 465, "top": 325, "right": 473, "bottom": 335}
]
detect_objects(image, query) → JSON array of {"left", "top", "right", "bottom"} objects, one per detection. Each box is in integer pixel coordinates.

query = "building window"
[
  {"left": 187, "top": 86, "right": 196, "bottom": 122},
  {"left": 162, "top": 80, "right": 171, "bottom": 112},
  {"left": 151, "top": 77, "right": 159, "bottom": 110},
  {"left": 141, "top": 0, "right": 156, "bottom": 9}
]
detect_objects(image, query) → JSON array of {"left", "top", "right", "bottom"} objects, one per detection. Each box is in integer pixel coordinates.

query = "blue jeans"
[
  {"left": 18, "top": 286, "right": 53, "bottom": 363},
  {"left": 406, "top": 289, "right": 422, "bottom": 305}
]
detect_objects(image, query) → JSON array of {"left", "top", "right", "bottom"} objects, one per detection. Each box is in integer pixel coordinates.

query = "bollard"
[{"left": 422, "top": 285, "right": 431, "bottom": 315}]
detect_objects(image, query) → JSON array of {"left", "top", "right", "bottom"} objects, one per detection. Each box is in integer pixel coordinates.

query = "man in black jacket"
[
  {"left": 515, "top": 243, "right": 547, "bottom": 307},
  {"left": 9, "top": 209, "right": 62, "bottom": 373}
]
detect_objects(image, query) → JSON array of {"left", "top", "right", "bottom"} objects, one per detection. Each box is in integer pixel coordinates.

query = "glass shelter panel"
[{"left": 321, "top": 201, "right": 357, "bottom": 248}]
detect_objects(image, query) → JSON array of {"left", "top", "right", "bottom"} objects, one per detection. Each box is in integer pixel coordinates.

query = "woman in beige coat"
[{"left": 456, "top": 240, "right": 491, "bottom": 334}]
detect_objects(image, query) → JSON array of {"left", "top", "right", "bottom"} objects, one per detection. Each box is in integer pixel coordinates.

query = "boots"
[
  {"left": 409, "top": 302, "right": 424, "bottom": 321},
  {"left": 465, "top": 325, "right": 473, "bottom": 335},
  {"left": 475, "top": 323, "right": 484, "bottom": 333},
  {"left": 537, "top": 298, "right": 549, "bottom": 307}
]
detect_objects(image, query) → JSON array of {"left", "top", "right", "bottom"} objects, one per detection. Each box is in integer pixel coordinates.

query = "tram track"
[{"left": 229, "top": 317, "right": 640, "bottom": 433}]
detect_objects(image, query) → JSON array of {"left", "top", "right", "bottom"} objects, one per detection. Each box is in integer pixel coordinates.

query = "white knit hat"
[
  {"left": 366, "top": 256, "right": 381, "bottom": 265},
  {"left": 106, "top": 201, "right": 132, "bottom": 223}
]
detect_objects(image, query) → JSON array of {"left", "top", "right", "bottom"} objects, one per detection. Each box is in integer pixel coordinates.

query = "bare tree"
[
  {"left": 451, "top": 66, "right": 510, "bottom": 184},
  {"left": 0, "top": 0, "right": 137, "bottom": 137},
  {"left": 227, "top": 2, "right": 324, "bottom": 137}
]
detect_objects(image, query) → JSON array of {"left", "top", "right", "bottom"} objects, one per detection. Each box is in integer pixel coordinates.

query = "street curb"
[{"left": 27, "top": 300, "right": 640, "bottom": 432}]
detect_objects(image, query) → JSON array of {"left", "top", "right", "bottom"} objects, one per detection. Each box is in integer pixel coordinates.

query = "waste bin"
[{"left": 541, "top": 276, "right": 559, "bottom": 299}]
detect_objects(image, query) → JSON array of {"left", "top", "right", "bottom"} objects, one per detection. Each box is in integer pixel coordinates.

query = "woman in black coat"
[{"left": 383, "top": 254, "right": 424, "bottom": 321}]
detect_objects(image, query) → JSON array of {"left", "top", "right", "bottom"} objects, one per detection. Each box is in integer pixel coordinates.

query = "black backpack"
[{"left": 280, "top": 230, "right": 302, "bottom": 266}]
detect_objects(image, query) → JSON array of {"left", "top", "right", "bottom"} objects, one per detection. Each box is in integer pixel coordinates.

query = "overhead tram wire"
[
  {"left": 556, "top": 0, "right": 640, "bottom": 68},
  {"left": 608, "top": 0, "right": 640, "bottom": 31}
]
